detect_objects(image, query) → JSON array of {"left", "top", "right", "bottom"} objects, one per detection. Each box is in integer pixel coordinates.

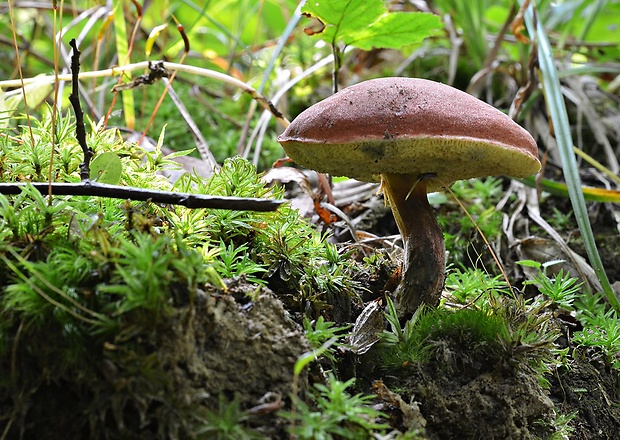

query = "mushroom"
[{"left": 278, "top": 77, "right": 540, "bottom": 315}]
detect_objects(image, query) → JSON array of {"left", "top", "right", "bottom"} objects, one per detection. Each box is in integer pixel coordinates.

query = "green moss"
[
  {"left": 379, "top": 303, "right": 511, "bottom": 371},
  {"left": 0, "top": 112, "right": 360, "bottom": 438}
]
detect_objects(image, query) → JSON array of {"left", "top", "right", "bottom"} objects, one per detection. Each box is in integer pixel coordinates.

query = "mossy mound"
[{"left": 1, "top": 285, "right": 307, "bottom": 439}]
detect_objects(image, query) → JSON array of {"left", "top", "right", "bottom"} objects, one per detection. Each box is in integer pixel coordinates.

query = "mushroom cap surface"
[{"left": 278, "top": 77, "right": 540, "bottom": 192}]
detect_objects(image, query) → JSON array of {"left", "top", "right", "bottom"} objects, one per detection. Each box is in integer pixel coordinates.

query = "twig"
[
  {"left": 68, "top": 39, "right": 93, "bottom": 181},
  {"left": 0, "top": 182, "right": 284, "bottom": 212},
  {"left": 0, "top": 61, "right": 290, "bottom": 127}
]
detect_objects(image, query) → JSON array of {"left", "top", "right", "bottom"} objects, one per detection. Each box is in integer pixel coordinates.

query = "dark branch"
[
  {"left": 0, "top": 182, "right": 284, "bottom": 212},
  {"left": 68, "top": 39, "right": 93, "bottom": 181}
]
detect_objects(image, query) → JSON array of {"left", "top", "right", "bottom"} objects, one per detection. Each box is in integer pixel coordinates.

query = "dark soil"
[
  {"left": 548, "top": 347, "right": 620, "bottom": 439},
  {"left": 329, "top": 186, "right": 620, "bottom": 439},
  {"left": 361, "top": 326, "right": 620, "bottom": 440},
  {"left": 405, "top": 366, "right": 553, "bottom": 439}
]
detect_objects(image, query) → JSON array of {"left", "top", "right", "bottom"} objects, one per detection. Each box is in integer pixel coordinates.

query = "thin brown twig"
[
  {"left": 0, "top": 62, "right": 290, "bottom": 127},
  {"left": 7, "top": 0, "right": 35, "bottom": 157},
  {"left": 0, "top": 182, "right": 284, "bottom": 212},
  {"left": 49, "top": 0, "right": 64, "bottom": 201}
]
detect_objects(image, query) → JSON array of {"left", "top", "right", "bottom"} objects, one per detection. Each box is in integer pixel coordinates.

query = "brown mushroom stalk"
[{"left": 381, "top": 173, "right": 445, "bottom": 313}]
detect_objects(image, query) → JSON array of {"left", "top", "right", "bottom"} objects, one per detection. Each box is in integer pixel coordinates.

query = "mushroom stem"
[{"left": 381, "top": 173, "right": 445, "bottom": 315}]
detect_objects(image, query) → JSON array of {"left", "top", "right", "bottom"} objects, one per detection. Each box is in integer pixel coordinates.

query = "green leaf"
[
  {"left": 520, "top": 176, "right": 620, "bottom": 203},
  {"left": 516, "top": 260, "right": 543, "bottom": 269},
  {"left": 90, "top": 152, "right": 122, "bottom": 184},
  {"left": 302, "top": 0, "right": 442, "bottom": 50},
  {"left": 293, "top": 337, "right": 339, "bottom": 376},
  {"left": 350, "top": 11, "right": 442, "bottom": 50},
  {"left": 303, "top": 0, "right": 384, "bottom": 44}
]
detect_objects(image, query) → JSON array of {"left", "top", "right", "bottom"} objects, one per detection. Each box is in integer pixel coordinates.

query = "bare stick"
[
  {"left": 68, "top": 39, "right": 93, "bottom": 181},
  {"left": 0, "top": 182, "right": 284, "bottom": 212}
]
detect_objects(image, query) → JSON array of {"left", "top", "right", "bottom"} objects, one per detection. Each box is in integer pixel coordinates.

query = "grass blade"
[
  {"left": 112, "top": 0, "right": 135, "bottom": 129},
  {"left": 522, "top": 3, "right": 620, "bottom": 312}
]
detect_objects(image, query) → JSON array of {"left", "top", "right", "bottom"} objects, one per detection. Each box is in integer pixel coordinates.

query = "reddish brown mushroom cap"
[{"left": 278, "top": 77, "right": 540, "bottom": 192}]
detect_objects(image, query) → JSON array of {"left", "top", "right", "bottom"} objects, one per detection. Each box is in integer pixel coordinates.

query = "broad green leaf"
[
  {"left": 303, "top": 0, "right": 384, "bottom": 44},
  {"left": 302, "top": 0, "right": 442, "bottom": 49},
  {"left": 90, "top": 152, "right": 122, "bottom": 184},
  {"left": 350, "top": 11, "right": 442, "bottom": 50}
]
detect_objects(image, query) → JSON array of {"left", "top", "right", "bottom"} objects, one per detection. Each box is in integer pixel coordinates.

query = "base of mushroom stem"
[{"left": 391, "top": 275, "right": 444, "bottom": 320}]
